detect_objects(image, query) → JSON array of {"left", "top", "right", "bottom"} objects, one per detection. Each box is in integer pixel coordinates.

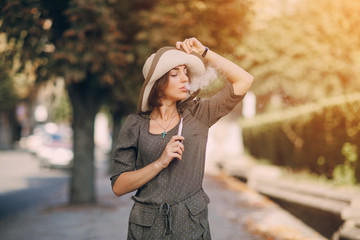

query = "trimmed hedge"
[{"left": 240, "top": 93, "right": 360, "bottom": 180}]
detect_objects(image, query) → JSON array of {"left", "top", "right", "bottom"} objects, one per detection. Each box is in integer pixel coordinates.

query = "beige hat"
[{"left": 138, "top": 47, "right": 206, "bottom": 112}]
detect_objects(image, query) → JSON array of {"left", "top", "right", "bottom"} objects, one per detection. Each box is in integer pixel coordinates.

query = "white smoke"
[{"left": 186, "top": 66, "right": 218, "bottom": 93}]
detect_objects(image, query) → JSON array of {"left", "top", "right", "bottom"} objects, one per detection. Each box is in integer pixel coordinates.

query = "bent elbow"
[
  {"left": 112, "top": 186, "right": 124, "bottom": 197},
  {"left": 247, "top": 73, "right": 254, "bottom": 86},
  {"left": 244, "top": 74, "right": 254, "bottom": 93}
]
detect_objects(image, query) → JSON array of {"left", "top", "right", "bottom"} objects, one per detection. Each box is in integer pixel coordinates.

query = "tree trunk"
[
  {"left": 108, "top": 110, "right": 125, "bottom": 174},
  {"left": 67, "top": 81, "right": 104, "bottom": 204}
]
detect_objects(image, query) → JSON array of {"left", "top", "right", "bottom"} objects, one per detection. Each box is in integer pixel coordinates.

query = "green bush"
[
  {"left": 241, "top": 93, "right": 360, "bottom": 183},
  {"left": 333, "top": 142, "right": 358, "bottom": 185}
]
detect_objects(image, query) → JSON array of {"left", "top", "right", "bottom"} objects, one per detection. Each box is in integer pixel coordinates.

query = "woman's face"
[{"left": 162, "top": 65, "right": 190, "bottom": 102}]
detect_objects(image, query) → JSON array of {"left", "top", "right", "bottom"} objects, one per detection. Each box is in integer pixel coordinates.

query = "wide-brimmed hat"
[{"left": 138, "top": 46, "right": 206, "bottom": 112}]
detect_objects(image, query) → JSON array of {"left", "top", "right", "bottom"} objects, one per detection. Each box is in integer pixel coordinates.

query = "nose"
[{"left": 180, "top": 70, "right": 189, "bottom": 82}]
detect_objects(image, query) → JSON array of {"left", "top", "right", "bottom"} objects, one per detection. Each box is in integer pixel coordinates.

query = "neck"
[{"left": 152, "top": 104, "right": 178, "bottom": 121}]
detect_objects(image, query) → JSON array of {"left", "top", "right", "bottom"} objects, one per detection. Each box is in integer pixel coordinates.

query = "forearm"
[
  {"left": 204, "top": 49, "right": 254, "bottom": 96},
  {"left": 112, "top": 160, "right": 164, "bottom": 197},
  {"left": 112, "top": 136, "right": 184, "bottom": 197}
]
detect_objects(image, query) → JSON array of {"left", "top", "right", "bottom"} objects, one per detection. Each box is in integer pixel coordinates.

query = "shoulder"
[
  {"left": 123, "top": 114, "right": 141, "bottom": 126},
  {"left": 177, "top": 98, "right": 201, "bottom": 115},
  {"left": 121, "top": 113, "right": 146, "bottom": 133},
  {"left": 126, "top": 112, "right": 151, "bottom": 122},
  {"left": 127, "top": 113, "right": 145, "bottom": 122}
]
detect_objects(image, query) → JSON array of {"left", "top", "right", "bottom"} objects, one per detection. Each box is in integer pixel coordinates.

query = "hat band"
[{"left": 137, "top": 47, "right": 177, "bottom": 113}]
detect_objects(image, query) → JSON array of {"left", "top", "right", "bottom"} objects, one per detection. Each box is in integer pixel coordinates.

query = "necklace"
[{"left": 151, "top": 113, "right": 177, "bottom": 138}]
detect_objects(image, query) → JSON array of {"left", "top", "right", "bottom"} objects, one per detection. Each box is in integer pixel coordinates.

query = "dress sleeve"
[
  {"left": 110, "top": 114, "right": 140, "bottom": 187},
  {"left": 190, "top": 82, "right": 245, "bottom": 127}
]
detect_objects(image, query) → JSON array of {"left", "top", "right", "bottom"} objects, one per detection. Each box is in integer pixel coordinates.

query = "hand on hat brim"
[
  {"left": 140, "top": 47, "right": 206, "bottom": 112},
  {"left": 176, "top": 37, "right": 206, "bottom": 56}
]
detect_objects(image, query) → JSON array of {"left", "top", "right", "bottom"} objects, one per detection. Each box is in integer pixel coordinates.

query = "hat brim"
[{"left": 139, "top": 47, "right": 205, "bottom": 112}]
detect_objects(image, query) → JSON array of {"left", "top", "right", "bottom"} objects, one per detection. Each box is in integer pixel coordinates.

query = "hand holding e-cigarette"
[{"left": 158, "top": 117, "right": 184, "bottom": 166}]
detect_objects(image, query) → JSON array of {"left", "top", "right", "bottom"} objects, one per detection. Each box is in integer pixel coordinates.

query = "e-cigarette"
[{"left": 177, "top": 117, "right": 183, "bottom": 136}]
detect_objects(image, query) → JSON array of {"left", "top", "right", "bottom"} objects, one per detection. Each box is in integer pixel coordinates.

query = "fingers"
[
  {"left": 170, "top": 137, "right": 184, "bottom": 153},
  {"left": 158, "top": 135, "right": 185, "bottom": 168},
  {"left": 176, "top": 40, "right": 191, "bottom": 54},
  {"left": 171, "top": 135, "right": 184, "bottom": 142},
  {"left": 176, "top": 37, "right": 204, "bottom": 55},
  {"left": 167, "top": 136, "right": 185, "bottom": 159},
  {"left": 170, "top": 146, "right": 183, "bottom": 159}
]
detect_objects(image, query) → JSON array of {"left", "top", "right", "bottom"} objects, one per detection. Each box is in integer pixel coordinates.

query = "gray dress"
[{"left": 111, "top": 83, "right": 245, "bottom": 240}]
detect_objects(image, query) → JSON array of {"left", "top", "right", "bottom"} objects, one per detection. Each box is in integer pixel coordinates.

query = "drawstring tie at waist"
[
  {"left": 131, "top": 188, "right": 207, "bottom": 238},
  {"left": 159, "top": 203, "right": 172, "bottom": 236}
]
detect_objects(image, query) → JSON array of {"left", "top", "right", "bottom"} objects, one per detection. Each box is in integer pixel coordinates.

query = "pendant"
[{"left": 162, "top": 131, "right": 167, "bottom": 138}]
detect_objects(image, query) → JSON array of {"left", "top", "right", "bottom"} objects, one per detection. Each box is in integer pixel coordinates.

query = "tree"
[
  {"left": 55, "top": 0, "right": 127, "bottom": 203},
  {"left": 1, "top": 0, "right": 127, "bottom": 204},
  {"left": 0, "top": 68, "right": 19, "bottom": 148},
  {"left": 0, "top": 22, "right": 38, "bottom": 148},
  {"left": 1, "top": 0, "right": 253, "bottom": 204},
  {"left": 137, "top": 0, "right": 251, "bottom": 54},
  {"left": 235, "top": 0, "right": 360, "bottom": 113}
]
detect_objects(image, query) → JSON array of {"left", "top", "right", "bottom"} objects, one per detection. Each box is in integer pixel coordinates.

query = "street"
[
  {"left": 0, "top": 151, "right": 69, "bottom": 220},
  {"left": 0, "top": 150, "right": 325, "bottom": 240}
]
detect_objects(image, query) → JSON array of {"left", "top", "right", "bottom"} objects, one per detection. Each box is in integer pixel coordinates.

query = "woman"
[{"left": 111, "top": 37, "right": 253, "bottom": 239}]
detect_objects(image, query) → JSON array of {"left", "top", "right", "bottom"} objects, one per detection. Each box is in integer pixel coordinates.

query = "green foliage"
[
  {"left": 1, "top": 0, "right": 54, "bottom": 81},
  {"left": 281, "top": 168, "right": 332, "bottom": 186},
  {"left": 342, "top": 142, "right": 358, "bottom": 163},
  {"left": 333, "top": 162, "right": 356, "bottom": 186},
  {"left": 51, "top": 88, "right": 72, "bottom": 123},
  {"left": 2, "top": 0, "right": 128, "bottom": 91},
  {"left": 236, "top": 0, "right": 360, "bottom": 113},
  {"left": 0, "top": 30, "right": 36, "bottom": 108},
  {"left": 0, "top": 73, "right": 18, "bottom": 110},
  {"left": 241, "top": 92, "right": 360, "bottom": 183},
  {"left": 101, "top": 0, "right": 160, "bottom": 112},
  {"left": 138, "top": 0, "right": 251, "bottom": 53},
  {"left": 1, "top": 0, "right": 253, "bottom": 113},
  {"left": 333, "top": 142, "right": 358, "bottom": 185},
  {"left": 53, "top": 0, "right": 126, "bottom": 86}
]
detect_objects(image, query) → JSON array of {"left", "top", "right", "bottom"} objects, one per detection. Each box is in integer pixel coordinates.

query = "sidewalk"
[
  {"left": 0, "top": 158, "right": 325, "bottom": 240},
  {"left": 207, "top": 173, "right": 326, "bottom": 240}
]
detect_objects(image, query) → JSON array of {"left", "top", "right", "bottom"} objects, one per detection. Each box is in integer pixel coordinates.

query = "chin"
[
  {"left": 179, "top": 93, "right": 188, "bottom": 101},
  {"left": 171, "top": 92, "right": 188, "bottom": 102}
]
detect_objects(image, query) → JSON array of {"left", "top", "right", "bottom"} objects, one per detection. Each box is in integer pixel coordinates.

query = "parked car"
[{"left": 25, "top": 123, "right": 73, "bottom": 169}]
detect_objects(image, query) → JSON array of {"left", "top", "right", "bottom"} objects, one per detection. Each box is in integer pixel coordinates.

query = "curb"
[{"left": 219, "top": 157, "right": 360, "bottom": 240}]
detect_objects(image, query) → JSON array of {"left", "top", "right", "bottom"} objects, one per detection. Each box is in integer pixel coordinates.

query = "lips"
[{"left": 180, "top": 86, "right": 188, "bottom": 92}]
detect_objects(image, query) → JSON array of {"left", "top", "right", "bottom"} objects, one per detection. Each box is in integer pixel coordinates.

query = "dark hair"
[
  {"left": 147, "top": 67, "right": 192, "bottom": 111},
  {"left": 148, "top": 72, "right": 170, "bottom": 110}
]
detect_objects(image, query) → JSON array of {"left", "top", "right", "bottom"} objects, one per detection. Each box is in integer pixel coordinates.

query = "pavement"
[{"left": 0, "top": 150, "right": 327, "bottom": 240}]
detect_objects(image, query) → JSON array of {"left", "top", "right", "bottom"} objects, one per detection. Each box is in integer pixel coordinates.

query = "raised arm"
[{"left": 176, "top": 37, "right": 254, "bottom": 96}]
